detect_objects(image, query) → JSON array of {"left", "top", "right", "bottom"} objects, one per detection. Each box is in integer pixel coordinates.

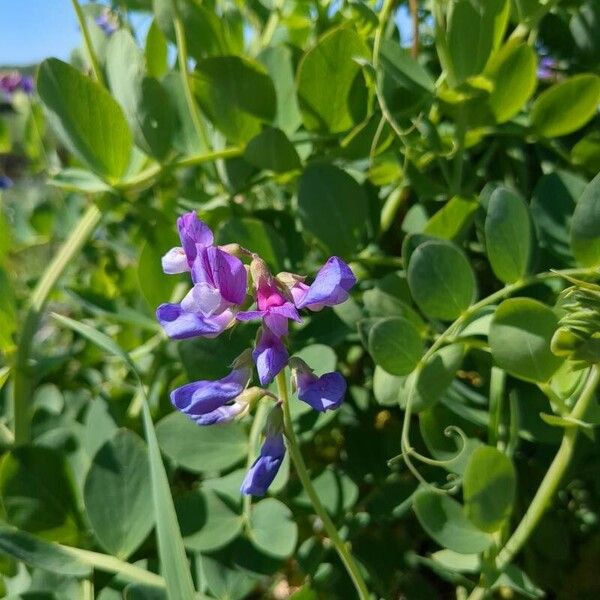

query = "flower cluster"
[
  {"left": 95, "top": 9, "right": 119, "bottom": 36},
  {"left": 0, "top": 71, "right": 34, "bottom": 99},
  {"left": 156, "top": 212, "right": 356, "bottom": 495}
]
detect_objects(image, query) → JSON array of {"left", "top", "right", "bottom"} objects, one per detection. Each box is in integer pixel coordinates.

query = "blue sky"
[{"left": 1, "top": 1, "right": 414, "bottom": 67}]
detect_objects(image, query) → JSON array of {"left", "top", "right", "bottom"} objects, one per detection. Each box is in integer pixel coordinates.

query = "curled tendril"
[{"left": 408, "top": 425, "right": 469, "bottom": 468}]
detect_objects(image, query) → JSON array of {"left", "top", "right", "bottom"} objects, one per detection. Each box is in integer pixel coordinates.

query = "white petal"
[{"left": 161, "top": 247, "right": 189, "bottom": 274}]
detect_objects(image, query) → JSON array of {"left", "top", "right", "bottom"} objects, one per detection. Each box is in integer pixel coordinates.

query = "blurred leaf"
[
  {"left": 407, "top": 240, "right": 476, "bottom": 320},
  {"left": 297, "top": 27, "right": 369, "bottom": 133},
  {"left": 463, "top": 446, "right": 516, "bottom": 532},
  {"left": 202, "top": 554, "right": 258, "bottom": 600},
  {"left": 531, "top": 74, "right": 600, "bottom": 138},
  {"left": 298, "top": 163, "right": 368, "bottom": 257},
  {"left": 37, "top": 58, "right": 132, "bottom": 180},
  {"left": 49, "top": 169, "right": 112, "bottom": 193},
  {"left": 192, "top": 56, "right": 276, "bottom": 144},
  {"left": 485, "top": 187, "right": 532, "bottom": 283},
  {"left": 373, "top": 366, "right": 406, "bottom": 407},
  {"left": 572, "top": 132, "right": 600, "bottom": 175},
  {"left": 0, "top": 268, "right": 16, "bottom": 352},
  {"left": 413, "top": 489, "right": 493, "bottom": 554},
  {"left": 368, "top": 317, "right": 423, "bottom": 376},
  {"left": 571, "top": 172, "right": 600, "bottom": 267},
  {"left": 0, "top": 446, "right": 82, "bottom": 544},
  {"left": 137, "top": 238, "right": 178, "bottom": 311},
  {"left": 249, "top": 498, "right": 298, "bottom": 559},
  {"left": 293, "top": 468, "right": 359, "bottom": 516},
  {"left": 489, "top": 298, "right": 563, "bottom": 382},
  {"left": 84, "top": 429, "right": 153, "bottom": 559},
  {"left": 156, "top": 411, "right": 247, "bottom": 473},
  {"left": 145, "top": 20, "right": 168, "bottom": 79},
  {"left": 244, "top": 127, "right": 301, "bottom": 173},
  {"left": 176, "top": 489, "right": 243, "bottom": 552},
  {"left": 485, "top": 40, "right": 537, "bottom": 123}
]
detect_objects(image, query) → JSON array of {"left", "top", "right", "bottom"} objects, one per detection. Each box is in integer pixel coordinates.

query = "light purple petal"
[
  {"left": 240, "top": 433, "right": 286, "bottom": 496},
  {"left": 170, "top": 368, "right": 250, "bottom": 415},
  {"left": 264, "top": 313, "right": 289, "bottom": 337},
  {"left": 253, "top": 328, "right": 288, "bottom": 385},
  {"left": 236, "top": 310, "right": 266, "bottom": 322},
  {"left": 161, "top": 247, "right": 190, "bottom": 274},
  {"left": 177, "top": 212, "right": 214, "bottom": 265},
  {"left": 156, "top": 303, "right": 234, "bottom": 339},
  {"left": 295, "top": 257, "right": 357, "bottom": 310},
  {"left": 191, "top": 246, "right": 247, "bottom": 306},
  {"left": 297, "top": 371, "right": 347, "bottom": 412}
]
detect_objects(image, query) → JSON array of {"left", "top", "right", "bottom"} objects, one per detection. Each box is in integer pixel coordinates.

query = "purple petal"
[
  {"left": 240, "top": 433, "right": 286, "bottom": 496},
  {"left": 295, "top": 257, "right": 357, "bottom": 310},
  {"left": 156, "top": 303, "right": 234, "bottom": 339},
  {"left": 161, "top": 247, "right": 189, "bottom": 274},
  {"left": 0, "top": 175, "right": 13, "bottom": 190},
  {"left": 170, "top": 367, "right": 250, "bottom": 415},
  {"left": 236, "top": 310, "right": 266, "bottom": 322},
  {"left": 177, "top": 212, "right": 214, "bottom": 265},
  {"left": 253, "top": 328, "right": 288, "bottom": 385},
  {"left": 297, "top": 371, "right": 347, "bottom": 412},
  {"left": 192, "top": 246, "right": 247, "bottom": 306},
  {"left": 193, "top": 401, "right": 247, "bottom": 425}
]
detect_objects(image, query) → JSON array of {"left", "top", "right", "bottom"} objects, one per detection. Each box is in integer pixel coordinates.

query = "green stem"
[
  {"left": 12, "top": 204, "right": 102, "bottom": 444},
  {"left": 277, "top": 372, "right": 371, "bottom": 600},
  {"left": 488, "top": 367, "right": 505, "bottom": 448},
  {"left": 467, "top": 366, "right": 600, "bottom": 600},
  {"left": 169, "top": 0, "right": 210, "bottom": 150},
  {"left": 452, "top": 116, "right": 466, "bottom": 195},
  {"left": 70, "top": 0, "right": 105, "bottom": 85}
]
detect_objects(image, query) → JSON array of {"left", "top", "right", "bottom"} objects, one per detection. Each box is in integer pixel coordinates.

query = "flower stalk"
[{"left": 277, "top": 371, "right": 371, "bottom": 600}]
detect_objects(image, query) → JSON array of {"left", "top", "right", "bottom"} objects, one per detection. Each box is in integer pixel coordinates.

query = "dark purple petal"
[
  {"left": 156, "top": 303, "right": 234, "bottom": 339},
  {"left": 192, "top": 246, "right": 247, "bottom": 306},
  {"left": 170, "top": 367, "right": 250, "bottom": 415},
  {"left": 297, "top": 371, "right": 346, "bottom": 412},
  {"left": 253, "top": 328, "right": 288, "bottom": 385},
  {"left": 177, "top": 212, "right": 214, "bottom": 265},
  {"left": 295, "top": 257, "right": 357, "bottom": 310},
  {"left": 240, "top": 433, "right": 286, "bottom": 496},
  {"left": 0, "top": 175, "right": 13, "bottom": 190},
  {"left": 236, "top": 310, "right": 266, "bottom": 322}
]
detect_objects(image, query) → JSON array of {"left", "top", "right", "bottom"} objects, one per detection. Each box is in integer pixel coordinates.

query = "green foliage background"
[{"left": 0, "top": 0, "right": 600, "bottom": 598}]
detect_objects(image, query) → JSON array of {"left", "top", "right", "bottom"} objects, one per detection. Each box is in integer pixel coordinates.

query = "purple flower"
[
  {"left": 0, "top": 71, "right": 34, "bottom": 97},
  {"left": 290, "top": 358, "right": 346, "bottom": 412},
  {"left": 0, "top": 175, "right": 13, "bottom": 189},
  {"left": 95, "top": 11, "right": 118, "bottom": 36},
  {"left": 293, "top": 257, "right": 356, "bottom": 311},
  {"left": 161, "top": 212, "right": 214, "bottom": 275},
  {"left": 237, "top": 258, "right": 301, "bottom": 337},
  {"left": 157, "top": 244, "right": 248, "bottom": 339},
  {"left": 241, "top": 406, "right": 286, "bottom": 496},
  {"left": 537, "top": 56, "right": 557, "bottom": 81},
  {"left": 253, "top": 327, "right": 289, "bottom": 385}
]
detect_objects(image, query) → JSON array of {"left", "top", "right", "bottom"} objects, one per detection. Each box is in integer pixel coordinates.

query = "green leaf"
[
  {"left": 192, "top": 56, "right": 276, "bottom": 144},
  {"left": 176, "top": 489, "right": 243, "bottom": 553},
  {"left": 0, "top": 526, "right": 90, "bottom": 578},
  {"left": 413, "top": 489, "right": 493, "bottom": 554},
  {"left": 411, "top": 344, "right": 465, "bottom": 412},
  {"left": 258, "top": 45, "right": 302, "bottom": 135},
  {"left": 0, "top": 267, "right": 16, "bottom": 352},
  {"left": 485, "top": 187, "right": 532, "bottom": 283},
  {"left": 424, "top": 195, "right": 479, "bottom": 241},
  {"left": 244, "top": 127, "right": 301, "bottom": 173},
  {"left": 106, "top": 30, "right": 174, "bottom": 160},
  {"left": 249, "top": 498, "right": 298, "bottom": 559},
  {"left": 216, "top": 217, "right": 286, "bottom": 272},
  {"left": 0, "top": 446, "right": 82, "bottom": 544},
  {"left": 84, "top": 429, "right": 153, "bottom": 559},
  {"left": 407, "top": 240, "right": 476, "bottom": 320},
  {"left": 156, "top": 411, "right": 248, "bottom": 473},
  {"left": 297, "top": 163, "right": 368, "bottom": 257},
  {"left": 571, "top": 172, "right": 600, "bottom": 267},
  {"left": 446, "top": 0, "right": 510, "bottom": 85},
  {"left": 539, "top": 413, "right": 593, "bottom": 429},
  {"left": 531, "top": 74, "right": 600, "bottom": 137},
  {"left": 137, "top": 236, "right": 178, "bottom": 311},
  {"left": 50, "top": 314, "right": 195, "bottom": 598},
  {"left": 463, "top": 446, "right": 516, "bottom": 532},
  {"left": 368, "top": 317, "right": 423, "bottom": 376},
  {"left": 297, "top": 27, "right": 369, "bottom": 133},
  {"left": 485, "top": 40, "right": 537, "bottom": 123},
  {"left": 49, "top": 168, "right": 112, "bottom": 193},
  {"left": 202, "top": 554, "right": 258, "bottom": 600},
  {"left": 145, "top": 20, "right": 168, "bottom": 79},
  {"left": 489, "top": 298, "right": 564, "bottom": 382},
  {"left": 37, "top": 58, "right": 132, "bottom": 180},
  {"left": 293, "top": 468, "right": 359, "bottom": 516}
]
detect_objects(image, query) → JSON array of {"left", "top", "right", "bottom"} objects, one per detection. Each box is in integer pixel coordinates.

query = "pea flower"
[
  {"left": 290, "top": 357, "right": 347, "bottom": 412},
  {"left": 291, "top": 256, "right": 357, "bottom": 311},
  {"left": 0, "top": 175, "right": 13, "bottom": 189},
  {"left": 156, "top": 211, "right": 357, "bottom": 497},
  {"left": 0, "top": 72, "right": 34, "bottom": 97},
  {"left": 241, "top": 405, "right": 286, "bottom": 496},
  {"left": 95, "top": 10, "right": 118, "bottom": 36}
]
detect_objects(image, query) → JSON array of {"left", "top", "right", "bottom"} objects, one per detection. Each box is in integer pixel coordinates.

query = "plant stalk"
[
  {"left": 71, "top": 0, "right": 105, "bottom": 85},
  {"left": 12, "top": 204, "right": 102, "bottom": 444},
  {"left": 277, "top": 372, "right": 370, "bottom": 600}
]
